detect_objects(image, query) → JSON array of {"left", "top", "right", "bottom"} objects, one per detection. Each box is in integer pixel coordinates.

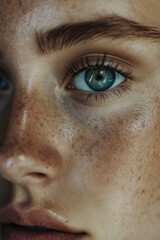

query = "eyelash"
[{"left": 63, "top": 53, "right": 134, "bottom": 104}]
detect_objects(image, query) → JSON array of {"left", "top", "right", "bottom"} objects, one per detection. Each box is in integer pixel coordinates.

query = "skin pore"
[{"left": 0, "top": 0, "right": 160, "bottom": 239}]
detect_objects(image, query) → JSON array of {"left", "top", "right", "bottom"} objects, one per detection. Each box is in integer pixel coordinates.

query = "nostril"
[{"left": 25, "top": 172, "right": 47, "bottom": 179}]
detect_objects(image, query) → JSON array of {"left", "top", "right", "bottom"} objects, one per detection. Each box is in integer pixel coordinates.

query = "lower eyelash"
[{"left": 66, "top": 79, "right": 132, "bottom": 105}]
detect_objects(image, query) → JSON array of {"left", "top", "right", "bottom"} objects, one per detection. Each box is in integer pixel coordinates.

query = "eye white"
[{"left": 72, "top": 69, "right": 125, "bottom": 92}]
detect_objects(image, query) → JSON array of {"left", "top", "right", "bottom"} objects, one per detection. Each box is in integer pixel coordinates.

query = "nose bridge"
[
  {"left": 3, "top": 86, "right": 46, "bottom": 146},
  {"left": 0, "top": 84, "right": 64, "bottom": 183}
]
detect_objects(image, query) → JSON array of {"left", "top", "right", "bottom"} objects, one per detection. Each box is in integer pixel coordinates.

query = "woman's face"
[{"left": 0, "top": 0, "right": 160, "bottom": 239}]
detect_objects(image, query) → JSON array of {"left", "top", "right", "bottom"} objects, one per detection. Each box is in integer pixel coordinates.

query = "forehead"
[{"left": 0, "top": 0, "right": 160, "bottom": 26}]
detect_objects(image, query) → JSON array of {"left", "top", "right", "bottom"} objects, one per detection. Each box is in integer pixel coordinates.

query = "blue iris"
[
  {"left": 85, "top": 69, "right": 115, "bottom": 91},
  {"left": 73, "top": 68, "right": 125, "bottom": 92},
  {"left": 0, "top": 78, "right": 10, "bottom": 90}
]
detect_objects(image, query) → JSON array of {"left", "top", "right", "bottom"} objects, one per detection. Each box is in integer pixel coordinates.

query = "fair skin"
[{"left": 0, "top": 0, "right": 160, "bottom": 239}]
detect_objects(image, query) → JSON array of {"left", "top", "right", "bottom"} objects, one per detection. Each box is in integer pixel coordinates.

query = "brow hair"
[{"left": 35, "top": 15, "right": 160, "bottom": 55}]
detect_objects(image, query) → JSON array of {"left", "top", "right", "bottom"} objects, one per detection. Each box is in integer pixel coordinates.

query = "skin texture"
[{"left": 0, "top": 0, "right": 160, "bottom": 239}]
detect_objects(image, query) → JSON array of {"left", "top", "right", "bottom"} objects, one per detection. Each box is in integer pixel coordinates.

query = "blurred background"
[{"left": 0, "top": 177, "right": 12, "bottom": 240}]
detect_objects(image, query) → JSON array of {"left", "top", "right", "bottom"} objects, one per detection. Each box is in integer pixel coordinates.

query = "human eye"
[
  {"left": 62, "top": 53, "right": 134, "bottom": 105},
  {"left": 0, "top": 67, "right": 12, "bottom": 110},
  {"left": 0, "top": 71, "right": 10, "bottom": 92}
]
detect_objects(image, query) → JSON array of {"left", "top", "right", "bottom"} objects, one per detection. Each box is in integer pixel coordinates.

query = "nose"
[
  {"left": 0, "top": 152, "right": 63, "bottom": 184},
  {"left": 0, "top": 86, "right": 64, "bottom": 185}
]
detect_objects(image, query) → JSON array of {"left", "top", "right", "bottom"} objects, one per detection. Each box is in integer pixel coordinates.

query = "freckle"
[
  {"left": 80, "top": 135, "right": 83, "bottom": 139},
  {"left": 14, "top": 114, "right": 18, "bottom": 119},
  {"left": 141, "top": 189, "right": 145, "bottom": 195},
  {"left": 147, "top": 201, "right": 151, "bottom": 206},
  {"left": 157, "top": 196, "right": 160, "bottom": 201},
  {"left": 70, "top": 3, "right": 78, "bottom": 10},
  {"left": 156, "top": 212, "right": 160, "bottom": 218},
  {"left": 137, "top": 176, "right": 141, "bottom": 181},
  {"left": 150, "top": 193, "right": 154, "bottom": 198}
]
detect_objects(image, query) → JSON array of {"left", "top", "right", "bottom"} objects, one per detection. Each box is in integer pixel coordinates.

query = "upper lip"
[{"left": 0, "top": 205, "right": 83, "bottom": 234}]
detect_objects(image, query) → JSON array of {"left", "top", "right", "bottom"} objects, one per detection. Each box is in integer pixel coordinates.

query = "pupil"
[
  {"left": 96, "top": 74, "right": 102, "bottom": 80},
  {"left": 96, "top": 70, "right": 105, "bottom": 81}
]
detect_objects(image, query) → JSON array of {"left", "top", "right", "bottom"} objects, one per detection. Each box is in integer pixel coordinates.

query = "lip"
[
  {"left": 0, "top": 205, "right": 87, "bottom": 240},
  {"left": 2, "top": 224, "right": 85, "bottom": 240}
]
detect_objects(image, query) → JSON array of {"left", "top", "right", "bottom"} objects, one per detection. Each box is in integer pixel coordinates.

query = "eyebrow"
[{"left": 35, "top": 15, "right": 160, "bottom": 55}]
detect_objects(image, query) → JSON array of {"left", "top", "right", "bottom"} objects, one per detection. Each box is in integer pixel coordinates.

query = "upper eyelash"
[{"left": 63, "top": 53, "right": 133, "bottom": 87}]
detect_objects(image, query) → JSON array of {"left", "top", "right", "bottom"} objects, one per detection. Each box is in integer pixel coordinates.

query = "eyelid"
[{"left": 72, "top": 53, "right": 134, "bottom": 67}]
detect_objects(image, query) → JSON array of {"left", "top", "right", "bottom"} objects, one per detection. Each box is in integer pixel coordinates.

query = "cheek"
[
  {"left": 70, "top": 99, "right": 160, "bottom": 196},
  {"left": 65, "top": 99, "right": 160, "bottom": 229}
]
